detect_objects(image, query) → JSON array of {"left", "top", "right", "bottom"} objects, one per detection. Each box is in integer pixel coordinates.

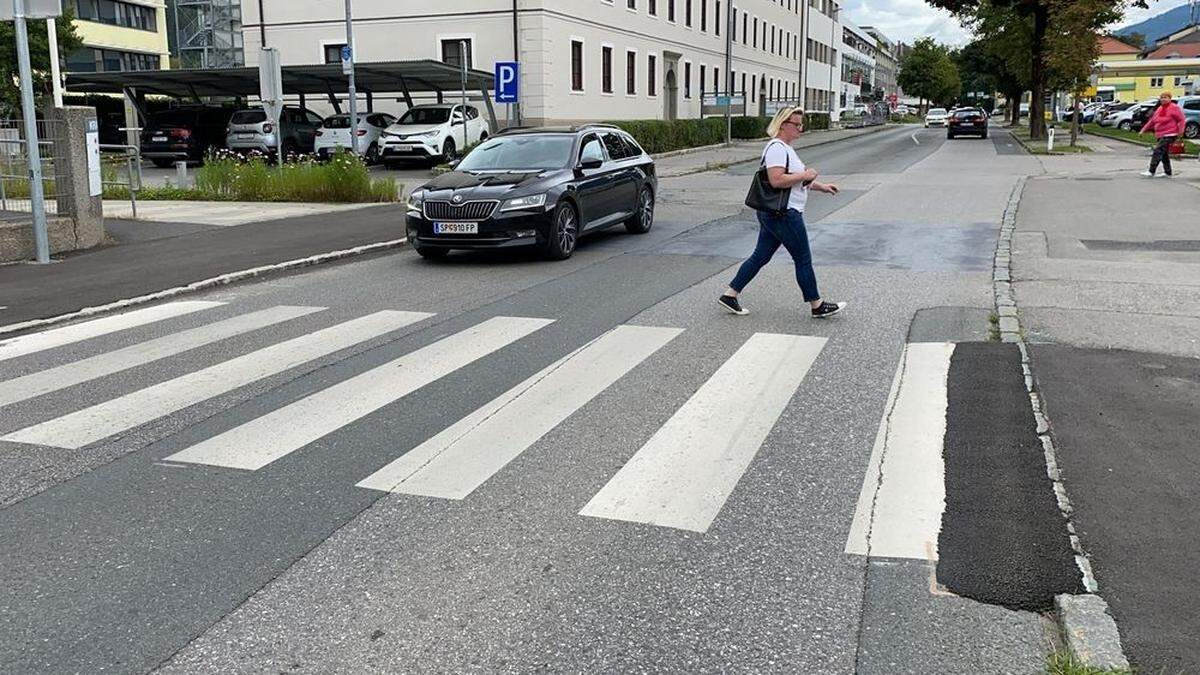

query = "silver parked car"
[{"left": 225, "top": 106, "right": 324, "bottom": 158}]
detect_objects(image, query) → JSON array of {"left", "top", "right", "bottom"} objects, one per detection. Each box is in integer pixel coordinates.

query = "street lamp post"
[
  {"left": 343, "top": 0, "right": 358, "bottom": 156},
  {"left": 12, "top": 0, "right": 49, "bottom": 263},
  {"left": 724, "top": 0, "right": 733, "bottom": 145}
]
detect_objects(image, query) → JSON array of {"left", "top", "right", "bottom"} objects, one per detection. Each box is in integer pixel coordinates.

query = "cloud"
[{"left": 840, "top": 0, "right": 971, "bottom": 46}]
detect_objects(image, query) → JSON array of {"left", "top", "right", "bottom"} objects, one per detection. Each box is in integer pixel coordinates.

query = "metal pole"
[
  {"left": 829, "top": 4, "right": 836, "bottom": 120},
  {"left": 512, "top": 0, "right": 521, "bottom": 125},
  {"left": 460, "top": 40, "right": 468, "bottom": 154},
  {"left": 724, "top": 0, "right": 732, "bottom": 145},
  {"left": 14, "top": 0, "right": 49, "bottom": 264},
  {"left": 344, "top": 0, "right": 358, "bottom": 155},
  {"left": 47, "top": 18, "right": 63, "bottom": 107}
]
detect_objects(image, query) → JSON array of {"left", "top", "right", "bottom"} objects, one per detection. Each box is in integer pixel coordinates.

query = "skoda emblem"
[{"left": 452, "top": 195, "right": 463, "bottom": 203}]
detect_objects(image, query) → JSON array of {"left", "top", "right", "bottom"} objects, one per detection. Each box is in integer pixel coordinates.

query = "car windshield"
[
  {"left": 150, "top": 110, "right": 198, "bottom": 126},
  {"left": 322, "top": 115, "right": 352, "bottom": 129},
  {"left": 398, "top": 108, "right": 451, "bottom": 125},
  {"left": 456, "top": 135, "right": 575, "bottom": 171},
  {"left": 929, "top": 108, "right": 947, "bottom": 115},
  {"left": 230, "top": 110, "right": 267, "bottom": 124}
]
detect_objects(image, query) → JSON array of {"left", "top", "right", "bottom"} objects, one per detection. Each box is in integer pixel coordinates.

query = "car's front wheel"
[
  {"left": 1118, "top": 120, "right": 1132, "bottom": 131},
  {"left": 543, "top": 201, "right": 578, "bottom": 260},
  {"left": 441, "top": 138, "right": 457, "bottom": 162},
  {"left": 1186, "top": 121, "right": 1200, "bottom": 139},
  {"left": 626, "top": 186, "right": 654, "bottom": 234},
  {"left": 365, "top": 142, "right": 381, "bottom": 164}
]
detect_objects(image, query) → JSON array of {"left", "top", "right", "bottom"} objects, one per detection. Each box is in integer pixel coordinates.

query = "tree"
[
  {"left": 898, "top": 38, "right": 962, "bottom": 108},
  {"left": 964, "top": 1, "right": 1033, "bottom": 126},
  {"left": 927, "top": 0, "right": 1145, "bottom": 140},
  {"left": 1046, "top": 0, "right": 1122, "bottom": 145},
  {"left": 0, "top": 9, "right": 83, "bottom": 116}
]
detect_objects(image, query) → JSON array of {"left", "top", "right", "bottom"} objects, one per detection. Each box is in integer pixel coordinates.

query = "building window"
[
  {"left": 741, "top": 72, "right": 746, "bottom": 96},
  {"left": 65, "top": 46, "right": 160, "bottom": 72},
  {"left": 648, "top": 54, "right": 657, "bottom": 96},
  {"left": 1150, "top": 77, "right": 1164, "bottom": 88},
  {"left": 742, "top": 12, "right": 748, "bottom": 44},
  {"left": 571, "top": 39, "right": 584, "bottom": 91},
  {"left": 700, "top": 0, "right": 707, "bottom": 31},
  {"left": 715, "top": 1, "right": 721, "bottom": 35},
  {"left": 602, "top": 46, "right": 613, "bottom": 93},
  {"left": 685, "top": 0, "right": 692, "bottom": 26},
  {"left": 668, "top": 0, "right": 675, "bottom": 21},
  {"left": 648, "top": 0, "right": 656, "bottom": 15},
  {"left": 699, "top": 63, "right": 706, "bottom": 94},
  {"left": 684, "top": 61, "right": 692, "bottom": 98},
  {"left": 730, "top": 5, "right": 736, "bottom": 41},
  {"left": 713, "top": 66, "right": 719, "bottom": 92},
  {"left": 752, "top": 17, "right": 758, "bottom": 48},
  {"left": 627, "top": 50, "right": 637, "bottom": 94},
  {"left": 628, "top": 0, "right": 636, "bottom": 9},
  {"left": 1175, "top": 76, "right": 1184, "bottom": 86},
  {"left": 323, "top": 43, "right": 346, "bottom": 65},
  {"left": 751, "top": 74, "right": 756, "bottom": 101},
  {"left": 440, "top": 39, "right": 472, "bottom": 69},
  {"left": 67, "top": 0, "right": 157, "bottom": 32}
]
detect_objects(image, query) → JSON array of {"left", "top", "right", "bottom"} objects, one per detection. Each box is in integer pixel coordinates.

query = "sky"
[{"left": 840, "top": 0, "right": 1195, "bottom": 47}]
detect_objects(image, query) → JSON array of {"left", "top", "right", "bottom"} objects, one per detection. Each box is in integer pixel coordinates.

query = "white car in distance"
[
  {"left": 925, "top": 107, "right": 950, "bottom": 127},
  {"left": 379, "top": 103, "right": 490, "bottom": 167},
  {"left": 314, "top": 112, "right": 396, "bottom": 164}
]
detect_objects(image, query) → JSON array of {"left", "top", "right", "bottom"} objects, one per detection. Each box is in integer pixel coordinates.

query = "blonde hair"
[{"left": 767, "top": 106, "right": 805, "bottom": 137}]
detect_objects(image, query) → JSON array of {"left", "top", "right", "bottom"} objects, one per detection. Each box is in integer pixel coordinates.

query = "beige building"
[
  {"left": 65, "top": 0, "right": 171, "bottom": 73},
  {"left": 242, "top": 0, "right": 838, "bottom": 124}
]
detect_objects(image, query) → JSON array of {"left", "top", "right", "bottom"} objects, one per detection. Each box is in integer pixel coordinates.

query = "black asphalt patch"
[
  {"left": 1032, "top": 345, "right": 1200, "bottom": 672},
  {"left": 991, "top": 129, "right": 1026, "bottom": 155},
  {"left": 936, "top": 342, "right": 1083, "bottom": 611},
  {"left": 1081, "top": 239, "right": 1200, "bottom": 252}
]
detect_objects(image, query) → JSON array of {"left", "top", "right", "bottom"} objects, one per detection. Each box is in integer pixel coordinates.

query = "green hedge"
[{"left": 605, "top": 113, "right": 831, "bottom": 154}]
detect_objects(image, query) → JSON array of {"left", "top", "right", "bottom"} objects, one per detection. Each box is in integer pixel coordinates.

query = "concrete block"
[
  {"left": 998, "top": 305, "right": 1018, "bottom": 318},
  {"left": 1056, "top": 594, "right": 1130, "bottom": 671},
  {"left": 998, "top": 316, "right": 1020, "bottom": 333},
  {"left": 0, "top": 216, "right": 79, "bottom": 262}
]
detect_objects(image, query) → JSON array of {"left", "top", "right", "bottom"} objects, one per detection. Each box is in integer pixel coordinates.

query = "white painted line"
[
  {"left": 166, "top": 316, "right": 554, "bottom": 471},
  {"left": 2, "top": 310, "right": 430, "bottom": 449},
  {"left": 0, "top": 305, "right": 325, "bottom": 408},
  {"left": 911, "top": 132, "right": 920, "bottom": 145},
  {"left": 358, "top": 324, "right": 683, "bottom": 498},
  {"left": 845, "top": 342, "right": 955, "bottom": 561},
  {"left": 0, "top": 301, "right": 224, "bottom": 363},
  {"left": 0, "top": 238, "right": 408, "bottom": 339},
  {"left": 580, "top": 333, "right": 827, "bottom": 533}
]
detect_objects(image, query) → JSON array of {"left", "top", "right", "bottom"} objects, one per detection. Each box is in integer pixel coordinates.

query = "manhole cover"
[{"left": 1081, "top": 239, "right": 1200, "bottom": 252}]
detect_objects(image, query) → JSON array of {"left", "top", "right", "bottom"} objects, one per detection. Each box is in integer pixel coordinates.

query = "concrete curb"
[
  {"left": 992, "top": 177, "right": 1130, "bottom": 670},
  {"left": 0, "top": 238, "right": 408, "bottom": 338}
]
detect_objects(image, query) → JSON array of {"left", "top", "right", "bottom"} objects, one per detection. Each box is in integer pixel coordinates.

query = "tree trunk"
[
  {"left": 1070, "top": 98, "right": 1081, "bottom": 146},
  {"left": 1029, "top": 2, "right": 1049, "bottom": 140}
]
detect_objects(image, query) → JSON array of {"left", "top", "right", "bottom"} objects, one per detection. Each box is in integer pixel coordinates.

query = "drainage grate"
[{"left": 1081, "top": 239, "right": 1200, "bottom": 252}]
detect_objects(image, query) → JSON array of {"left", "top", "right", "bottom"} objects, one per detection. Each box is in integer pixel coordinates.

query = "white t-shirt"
[{"left": 762, "top": 139, "right": 808, "bottom": 213}]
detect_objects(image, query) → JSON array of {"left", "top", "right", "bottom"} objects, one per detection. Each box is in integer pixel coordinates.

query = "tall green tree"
[
  {"left": 899, "top": 38, "right": 962, "bottom": 108},
  {"left": 1046, "top": 0, "right": 1122, "bottom": 145},
  {"left": 0, "top": 9, "right": 83, "bottom": 115},
  {"left": 962, "top": 1, "right": 1032, "bottom": 126},
  {"left": 926, "top": 0, "right": 1146, "bottom": 140}
]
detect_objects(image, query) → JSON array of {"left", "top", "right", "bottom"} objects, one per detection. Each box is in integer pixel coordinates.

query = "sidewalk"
[
  {"left": 102, "top": 200, "right": 382, "bottom": 226},
  {"left": 0, "top": 205, "right": 404, "bottom": 330},
  {"left": 1011, "top": 156, "right": 1200, "bottom": 671},
  {"left": 653, "top": 124, "right": 891, "bottom": 177}
]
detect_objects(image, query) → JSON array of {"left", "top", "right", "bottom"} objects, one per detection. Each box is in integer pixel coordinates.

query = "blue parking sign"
[{"left": 495, "top": 62, "right": 519, "bottom": 104}]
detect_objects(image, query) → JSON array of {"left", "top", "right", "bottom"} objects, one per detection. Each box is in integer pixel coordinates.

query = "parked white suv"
[
  {"left": 379, "top": 103, "right": 490, "bottom": 166},
  {"left": 314, "top": 112, "right": 396, "bottom": 164}
]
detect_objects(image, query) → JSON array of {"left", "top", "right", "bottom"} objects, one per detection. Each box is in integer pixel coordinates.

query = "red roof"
[
  {"left": 1147, "top": 42, "right": 1200, "bottom": 59},
  {"left": 1098, "top": 36, "right": 1142, "bottom": 55}
]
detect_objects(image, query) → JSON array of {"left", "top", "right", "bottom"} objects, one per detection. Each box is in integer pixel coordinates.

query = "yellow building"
[
  {"left": 1095, "top": 36, "right": 1145, "bottom": 102},
  {"left": 1095, "top": 34, "right": 1200, "bottom": 102},
  {"left": 64, "top": 0, "right": 170, "bottom": 73}
]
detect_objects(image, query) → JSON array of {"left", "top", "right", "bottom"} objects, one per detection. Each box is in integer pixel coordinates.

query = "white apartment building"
[
  {"left": 839, "top": 21, "right": 876, "bottom": 108},
  {"left": 241, "top": 0, "right": 843, "bottom": 124}
]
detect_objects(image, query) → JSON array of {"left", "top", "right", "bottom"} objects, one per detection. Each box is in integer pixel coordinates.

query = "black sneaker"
[
  {"left": 811, "top": 301, "right": 845, "bottom": 319},
  {"left": 717, "top": 295, "right": 749, "bottom": 315}
]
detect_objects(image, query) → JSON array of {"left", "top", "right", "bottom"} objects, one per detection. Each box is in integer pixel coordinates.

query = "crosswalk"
[{"left": 0, "top": 301, "right": 960, "bottom": 537}]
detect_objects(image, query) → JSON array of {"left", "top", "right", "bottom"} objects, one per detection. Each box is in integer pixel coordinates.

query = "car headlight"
[
  {"left": 406, "top": 193, "right": 423, "bottom": 214},
  {"left": 414, "top": 130, "right": 438, "bottom": 138},
  {"left": 500, "top": 194, "right": 547, "bottom": 212}
]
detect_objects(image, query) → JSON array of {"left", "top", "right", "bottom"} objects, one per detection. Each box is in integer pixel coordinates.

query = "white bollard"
[
  {"left": 1046, "top": 127, "right": 1055, "bottom": 153},
  {"left": 175, "top": 160, "right": 188, "bottom": 184}
]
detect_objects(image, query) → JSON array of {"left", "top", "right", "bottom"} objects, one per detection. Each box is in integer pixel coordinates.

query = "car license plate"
[
  {"left": 434, "top": 222, "right": 477, "bottom": 235},
  {"left": 152, "top": 135, "right": 167, "bottom": 142},
  {"left": 238, "top": 133, "right": 254, "bottom": 139}
]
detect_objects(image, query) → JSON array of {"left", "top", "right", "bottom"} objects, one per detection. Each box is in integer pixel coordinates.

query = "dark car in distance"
[
  {"left": 405, "top": 125, "right": 656, "bottom": 260},
  {"left": 141, "top": 106, "right": 236, "bottom": 167},
  {"left": 946, "top": 107, "right": 989, "bottom": 139}
]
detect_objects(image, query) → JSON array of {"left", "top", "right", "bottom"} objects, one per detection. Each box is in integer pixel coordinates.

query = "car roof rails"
[
  {"left": 576, "top": 123, "right": 620, "bottom": 131},
  {"left": 497, "top": 125, "right": 536, "bottom": 134}
]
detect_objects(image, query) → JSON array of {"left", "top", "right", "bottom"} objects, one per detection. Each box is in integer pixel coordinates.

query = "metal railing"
[
  {"left": 0, "top": 118, "right": 62, "bottom": 216},
  {"left": 100, "top": 142, "right": 142, "bottom": 220}
]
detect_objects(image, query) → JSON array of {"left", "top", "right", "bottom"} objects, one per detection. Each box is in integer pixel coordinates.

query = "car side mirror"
[
  {"left": 447, "top": 158, "right": 460, "bottom": 168},
  {"left": 578, "top": 157, "right": 603, "bottom": 170}
]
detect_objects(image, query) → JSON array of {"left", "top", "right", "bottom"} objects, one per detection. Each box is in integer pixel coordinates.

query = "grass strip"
[{"left": 1083, "top": 123, "right": 1200, "bottom": 155}]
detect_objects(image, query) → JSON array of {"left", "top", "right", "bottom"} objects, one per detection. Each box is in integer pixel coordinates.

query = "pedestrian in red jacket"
[{"left": 1139, "top": 92, "right": 1186, "bottom": 177}]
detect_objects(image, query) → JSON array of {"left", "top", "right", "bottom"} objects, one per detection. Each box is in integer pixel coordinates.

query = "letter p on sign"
[{"left": 495, "top": 62, "right": 519, "bottom": 104}]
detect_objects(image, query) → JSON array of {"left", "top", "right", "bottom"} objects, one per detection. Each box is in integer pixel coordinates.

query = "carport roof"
[{"left": 65, "top": 59, "right": 494, "bottom": 98}]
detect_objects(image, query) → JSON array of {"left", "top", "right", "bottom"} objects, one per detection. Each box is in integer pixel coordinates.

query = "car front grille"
[{"left": 423, "top": 200, "right": 499, "bottom": 222}]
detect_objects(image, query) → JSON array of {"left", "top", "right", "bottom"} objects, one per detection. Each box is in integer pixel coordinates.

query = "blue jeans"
[{"left": 729, "top": 209, "right": 820, "bottom": 302}]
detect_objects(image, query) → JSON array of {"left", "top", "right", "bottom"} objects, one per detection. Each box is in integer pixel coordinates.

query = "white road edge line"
[
  {"left": 0, "top": 238, "right": 408, "bottom": 338},
  {"left": 845, "top": 342, "right": 955, "bottom": 561},
  {"left": 911, "top": 132, "right": 920, "bottom": 145}
]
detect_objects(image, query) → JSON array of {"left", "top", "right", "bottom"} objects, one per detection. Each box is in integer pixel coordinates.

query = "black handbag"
[{"left": 744, "top": 140, "right": 791, "bottom": 214}]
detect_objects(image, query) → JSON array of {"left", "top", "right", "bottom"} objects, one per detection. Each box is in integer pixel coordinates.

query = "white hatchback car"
[
  {"left": 924, "top": 107, "right": 949, "bottom": 127},
  {"left": 314, "top": 112, "right": 396, "bottom": 164},
  {"left": 379, "top": 103, "right": 490, "bottom": 166}
]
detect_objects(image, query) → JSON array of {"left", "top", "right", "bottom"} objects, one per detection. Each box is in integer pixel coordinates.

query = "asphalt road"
[{"left": 0, "top": 125, "right": 1073, "bottom": 672}]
